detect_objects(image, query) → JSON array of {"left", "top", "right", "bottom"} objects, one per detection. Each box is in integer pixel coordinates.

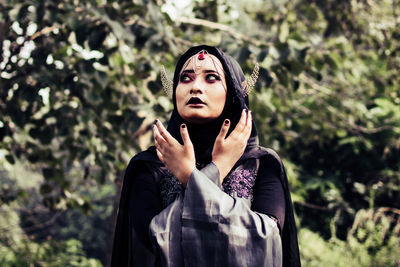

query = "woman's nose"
[
  {"left": 190, "top": 88, "right": 203, "bottom": 94},
  {"left": 190, "top": 79, "right": 204, "bottom": 94}
]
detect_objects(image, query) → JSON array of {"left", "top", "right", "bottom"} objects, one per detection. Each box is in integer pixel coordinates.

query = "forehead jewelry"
[
  {"left": 198, "top": 50, "right": 206, "bottom": 60},
  {"left": 242, "top": 62, "right": 259, "bottom": 96},
  {"left": 160, "top": 65, "right": 173, "bottom": 97},
  {"left": 194, "top": 50, "right": 209, "bottom": 72},
  {"left": 160, "top": 58, "right": 259, "bottom": 97}
]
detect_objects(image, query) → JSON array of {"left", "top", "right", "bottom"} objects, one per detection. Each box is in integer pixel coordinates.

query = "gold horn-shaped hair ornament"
[
  {"left": 161, "top": 65, "right": 173, "bottom": 97},
  {"left": 241, "top": 62, "right": 260, "bottom": 96}
]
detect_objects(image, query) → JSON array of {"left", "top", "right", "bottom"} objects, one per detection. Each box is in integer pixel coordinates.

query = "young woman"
[{"left": 111, "top": 45, "right": 300, "bottom": 267}]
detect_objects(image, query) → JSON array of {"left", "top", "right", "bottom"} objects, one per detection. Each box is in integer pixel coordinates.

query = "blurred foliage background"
[{"left": 1, "top": 0, "right": 399, "bottom": 266}]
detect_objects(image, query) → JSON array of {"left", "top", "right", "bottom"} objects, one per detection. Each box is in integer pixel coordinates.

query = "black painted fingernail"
[
  {"left": 224, "top": 119, "right": 229, "bottom": 125},
  {"left": 181, "top": 124, "right": 186, "bottom": 128},
  {"left": 154, "top": 119, "right": 158, "bottom": 124}
]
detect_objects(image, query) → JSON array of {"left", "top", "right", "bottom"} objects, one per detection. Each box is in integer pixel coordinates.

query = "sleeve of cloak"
[
  {"left": 251, "top": 156, "right": 286, "bottom": 232},
  {"left": 150, "top": 162, "right": 283, "bottom": 267},
  {"left": 111, "top": 159, "right": 161, "bottom": 267},
  {"left": 261, "top": 151, "right": 301, "bottom": 267}
]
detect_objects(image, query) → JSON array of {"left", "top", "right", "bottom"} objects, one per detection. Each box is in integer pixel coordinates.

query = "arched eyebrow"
[{"left": 181, "top": 69, "right": 221, "bottom": 74}]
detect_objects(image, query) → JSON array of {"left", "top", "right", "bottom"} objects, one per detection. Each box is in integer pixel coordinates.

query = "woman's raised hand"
[
  {"left": 212, "top": 109, "right": 252, "bottom": 183},
  {"left": 153, "top": 120, "right": 196, "bottom": 187}
]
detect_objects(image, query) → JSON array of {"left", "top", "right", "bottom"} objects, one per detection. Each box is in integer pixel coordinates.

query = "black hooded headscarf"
[
  {"left": 111, "top": 45, "right": 300, "bottom": 267},
  {"left": 166, "top": 45, "right": 259, "bottom": 165}
]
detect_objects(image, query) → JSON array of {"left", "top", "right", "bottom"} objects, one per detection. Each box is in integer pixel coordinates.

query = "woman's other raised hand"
[
  {"left": 212, "top": 109, "right": 252, "bottom": 183},
  {"left": 153, "top": 120, "right": 195, "bottom": 187}
]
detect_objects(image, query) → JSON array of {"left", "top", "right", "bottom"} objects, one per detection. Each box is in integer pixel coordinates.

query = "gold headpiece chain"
[{"left": 160, "top": 62, "right": 259, "bottom": 97}]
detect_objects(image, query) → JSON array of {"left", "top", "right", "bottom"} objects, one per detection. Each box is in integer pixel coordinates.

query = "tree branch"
[
  {"left": 295, "top": 201, "right": 330, "bottom": 211},
  {"left": 23, "top": 212, "right": 63, "bottom": 233},
  {"left": 176, "top": 17, "right": 264, "bottom": 46},
  {"left": 30, "top": 26, "right": 57, "bottom": 40}
]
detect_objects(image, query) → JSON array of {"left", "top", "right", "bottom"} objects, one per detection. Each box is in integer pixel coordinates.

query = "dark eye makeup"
[
  {"left": 179, "top": 72, "right": 221, "bottom": 83},
  {"left": 179, "top": 73, "right": 192, "bottom": 83},
  {"left": 205, "top": 74, "right": 221, "bottom": 82}
]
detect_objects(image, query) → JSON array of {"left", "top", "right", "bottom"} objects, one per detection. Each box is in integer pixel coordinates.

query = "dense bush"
[{"left": 300, "top": 208, "right": 400, "bottom": 266}]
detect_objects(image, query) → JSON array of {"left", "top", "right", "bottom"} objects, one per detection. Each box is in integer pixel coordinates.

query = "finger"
[
  {"left": 245, "top": 109, "right": 251, "bottom": 127},
  {"left": 153, "top": 131, "right": 163, "bottom": 153},
  {"left": 234, "top": 109, "right": 247, "bottom": 134},
  {"left": 244, "top": 111, "right": 252, "bottom": 140},
  {"left": 155, "top": 120, "right": 174, "bottom": 144},
  {"left": 235, "top": 110, "right": 251, "bottom": 142},
  {"left": 180, "top": 124, "right": 194, "bottom": 149},
  {"left": 245, "top": 110, "right": 252, "bottom": 132},
  {"left": 156, "top": 148, "right": 164, "bottom": 163},
  {"left": 153, "top": 123, "right": 167, "bottom": 144},
  {"left": 216, "top": 119, "right": 230, "bottom": 141},
  {"left": 154, "top": 125, "right": 171, "bottom": 157}
]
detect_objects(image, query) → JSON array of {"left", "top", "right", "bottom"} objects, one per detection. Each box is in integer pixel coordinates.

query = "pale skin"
[
  {"left": 153, "top": 110, "right": 252, "bottom": 186},
  {"left": 153, "top": 53, "right": 252, "bottom": 186}
]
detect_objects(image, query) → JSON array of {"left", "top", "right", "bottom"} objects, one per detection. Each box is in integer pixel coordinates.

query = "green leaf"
[{"left": 279, "top": 21, "right": 289, "bottom": 43}]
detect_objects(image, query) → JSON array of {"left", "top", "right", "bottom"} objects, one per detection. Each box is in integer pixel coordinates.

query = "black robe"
[{"left": 111, "top": 45, "right": 300, "bottom": 266}]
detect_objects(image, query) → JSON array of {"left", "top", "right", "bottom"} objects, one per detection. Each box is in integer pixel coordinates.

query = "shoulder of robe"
[
  {"left": 261, "top": 147, "right": 284, "bottom": 166},
  {"left": 123, "top": 147, "right": 166, "bottom": 187},
  {"left": 242, "top": 146, "right": 283, "bottom": 165},
  {"left": 126, "top": 147, "right": 162, "bottom": 170}
]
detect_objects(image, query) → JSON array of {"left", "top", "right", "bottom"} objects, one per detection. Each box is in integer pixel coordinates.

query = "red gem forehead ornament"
[
  {"left": 193, "top": 50, "right": 208, "bottom": 72},
  {"left": 198, "top": 50, "right": 206, "bottom": 60}
]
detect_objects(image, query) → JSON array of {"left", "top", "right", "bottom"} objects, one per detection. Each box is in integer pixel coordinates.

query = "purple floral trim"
[
  {"left": 159, "top": 161, "right": 258, "bottom": 206},
  {"left": 159, "top": 170, "right": 183, "bottom": 208},
  {"left": 222, "top": 167, "right": 257, "bottom": 201}
]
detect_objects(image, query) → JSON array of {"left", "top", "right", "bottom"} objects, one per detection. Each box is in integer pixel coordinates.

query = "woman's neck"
[{"left": 185, "top": 117, "right": 224, "bottom": 164}]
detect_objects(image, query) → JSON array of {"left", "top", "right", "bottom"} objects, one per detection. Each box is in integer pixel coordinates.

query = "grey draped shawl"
[{"left": 150, "top": 163, "right": 282, "bottom": 267}]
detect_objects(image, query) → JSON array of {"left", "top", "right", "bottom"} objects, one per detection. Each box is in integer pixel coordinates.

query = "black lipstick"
[{"left": 187, "top": 97, "right": 205, "bottom": 105}]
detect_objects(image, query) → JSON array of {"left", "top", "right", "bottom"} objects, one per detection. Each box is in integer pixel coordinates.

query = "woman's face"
[{"left": 175, "top": 53, "right": 227, "bottom": 124}]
